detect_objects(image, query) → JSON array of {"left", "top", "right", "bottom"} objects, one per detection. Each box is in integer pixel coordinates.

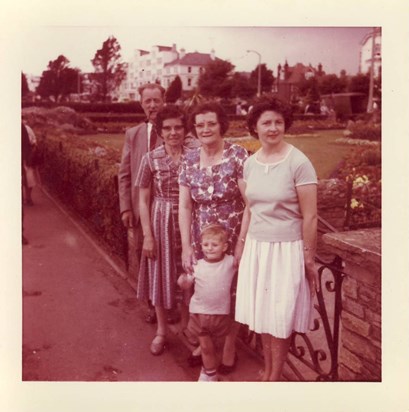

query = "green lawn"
[
  {"left": 78, "top": 129, "right": 350, "bottom": 179},
  {"left": 286, "top": 130, "right": 350, "bottom": 179}
]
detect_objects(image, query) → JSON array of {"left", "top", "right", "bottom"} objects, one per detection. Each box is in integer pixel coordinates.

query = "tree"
[
  {"left": 36, "top": 55, "right": 80, "bottom": 102},
  {"left": 348, "top": 73, "right": 370, "bottom": 94},
  {"left": 91, "top": 36, "right": 126, "bottom": 102},
  {"left": 165, "top": 75, "right": 182, "bottom": 103},
  {"left": 250, "top": 64, "right": 275, "bottom": 94},
  {"left": 198, "top": 59, "right": 235, "bottom": 98},
  {"left": 231, "top": 72, "right": 257, "bottom": 99},
  {"left": 22, "top": 72, "right": 30, "bottom": 97},
  {"left": 318, "top": 74, "right": 347, "bottom": 95}
]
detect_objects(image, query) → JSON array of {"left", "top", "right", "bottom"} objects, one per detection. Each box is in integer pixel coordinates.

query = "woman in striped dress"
[{"left": 136, "top": 105, "right": 189, "bottom": 356}]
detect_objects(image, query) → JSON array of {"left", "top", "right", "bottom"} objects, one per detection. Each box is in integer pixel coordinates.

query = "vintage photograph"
[
  {"left": 1, "top": 0, "right": 407, "bottom": 407},
  {"left": 20, "top": 26, "right": 382, "bottom": 384}
]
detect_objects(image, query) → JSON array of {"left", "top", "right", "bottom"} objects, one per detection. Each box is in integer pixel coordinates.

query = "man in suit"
[{"left": 118, "top": 83, "right": 166, "bottom": 323}]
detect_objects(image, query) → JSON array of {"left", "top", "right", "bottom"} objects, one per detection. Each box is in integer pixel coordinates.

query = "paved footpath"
[{"left": 22, "top": 187, "right": 262, "bottom": 382}]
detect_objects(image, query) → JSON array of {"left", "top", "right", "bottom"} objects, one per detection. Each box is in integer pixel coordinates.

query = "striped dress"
[{"left": 135, "top": 145, "right": 186, "bottom": 309}]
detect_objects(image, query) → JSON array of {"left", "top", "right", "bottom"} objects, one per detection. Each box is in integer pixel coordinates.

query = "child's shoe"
[{"left": 198, "top": 367, "right": 218, "bottom": 382}]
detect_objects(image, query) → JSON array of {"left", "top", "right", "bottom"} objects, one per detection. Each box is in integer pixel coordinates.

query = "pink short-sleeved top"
[{"left": 244, "top": 145, "right": 317, "bottom": 242}]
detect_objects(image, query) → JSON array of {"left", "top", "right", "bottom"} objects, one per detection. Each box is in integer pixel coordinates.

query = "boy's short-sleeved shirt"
[
  {"left": 189, "top": 254, "right": 235, "bottom": 315},
  {"left": 244, "top": 145, "right": 317, "bottom": 242}
]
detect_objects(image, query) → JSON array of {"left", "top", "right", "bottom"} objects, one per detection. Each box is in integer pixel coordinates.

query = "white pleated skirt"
[{"left": 235, "top": 237, "right": 313, "bottom": 339}]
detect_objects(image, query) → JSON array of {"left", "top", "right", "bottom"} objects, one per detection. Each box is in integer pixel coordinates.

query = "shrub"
[
  {"left": 289, "top": 119, "right": 345, "bottom": 134},
  {"left": 36, "top": 129, "right": 127, "bottom": 262},
  {"left": 336, "top": 145, "right": 381, "bottom": 229},
  {"left": 347, "top": 121, "right": 381, "bottom": 141},
  {"left": 22, "top": 101, "right": 144, "bottom": 114}
]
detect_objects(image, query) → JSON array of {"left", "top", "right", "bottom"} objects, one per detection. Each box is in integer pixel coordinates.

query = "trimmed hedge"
[
  {"left": 37, "top": 129, "right": 128, "bottom": 262},
  {"left": 23, "top": 101, "right": 144, "bottom": 114},
  {"left": 86, "top": 114, "right": 147, "bottom": 123}
]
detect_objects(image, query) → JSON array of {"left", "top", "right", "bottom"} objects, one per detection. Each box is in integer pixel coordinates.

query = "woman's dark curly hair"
[
  {"left": 188, "top": 102, "right": 229, "bottom": 138},
  {"left": 156, "top": 105, "right": 187, "bottom": 135},
  {"left": 247, "top": 98, "right": 293, "bottom": 139}
]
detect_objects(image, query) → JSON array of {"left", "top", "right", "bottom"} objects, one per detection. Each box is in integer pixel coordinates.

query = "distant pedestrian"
[
  {"left": 22, "top": 123, "right": 40, "bottom": 206},
  {"left": 21, "top": 122, "right": 32, "bottom": 244},
  {"left": 178, "top": 224, "right": 235, "bottom": 381},
  {"left": 236, "top": 102, "right": 242, "bottom": 115}
]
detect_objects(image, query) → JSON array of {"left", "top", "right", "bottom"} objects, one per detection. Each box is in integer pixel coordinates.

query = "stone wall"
[{"left": 323, "top": 228, "right": 381, "bottom": 381}]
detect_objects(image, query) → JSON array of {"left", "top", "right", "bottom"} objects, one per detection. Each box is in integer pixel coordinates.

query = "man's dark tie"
[{"left": 149, "top": 126, "right": 157, "bottom": 151}]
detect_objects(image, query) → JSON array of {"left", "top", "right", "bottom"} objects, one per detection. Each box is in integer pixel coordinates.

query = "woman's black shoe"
[{"left": 217, "top": 353, "right": 238, "bottom": 375}]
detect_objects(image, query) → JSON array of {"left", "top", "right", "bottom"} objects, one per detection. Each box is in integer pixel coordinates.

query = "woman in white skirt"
[{"left": 234, "top": 99, "right": 319, "bottom": 381}]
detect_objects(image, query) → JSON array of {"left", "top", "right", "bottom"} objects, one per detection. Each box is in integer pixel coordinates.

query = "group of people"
[{"left": 118, "top": 82, "right": 319, "bottom": 382}]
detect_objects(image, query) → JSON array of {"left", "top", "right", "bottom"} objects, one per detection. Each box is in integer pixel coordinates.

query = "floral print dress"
[{"left": 179, "top": 141, "right": 248, "bottom": 259}]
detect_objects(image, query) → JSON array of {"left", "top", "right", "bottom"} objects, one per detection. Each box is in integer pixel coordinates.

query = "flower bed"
[
  {"left": 335, "top": 146, "right": 381, "bottom": 229},
  {"left": 344, "top": 121, "right": 381, "bottom": 141}
]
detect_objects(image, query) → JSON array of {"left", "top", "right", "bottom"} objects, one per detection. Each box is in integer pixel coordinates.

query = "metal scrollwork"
[
  {"left": 286, "top": 254, "right": 345, "bottom": 381},
  {"left": 238, "top": 253, "right": 346, "bottom": 381}
]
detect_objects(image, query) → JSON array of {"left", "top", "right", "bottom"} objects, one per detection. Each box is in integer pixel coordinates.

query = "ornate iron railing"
[{"left": 286, "top": 254, "right": 345, "bottom": 381}]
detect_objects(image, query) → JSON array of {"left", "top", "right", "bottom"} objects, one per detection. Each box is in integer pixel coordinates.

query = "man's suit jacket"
[{"left": 118, "top": 122, "right": 163, "bottom": 225}]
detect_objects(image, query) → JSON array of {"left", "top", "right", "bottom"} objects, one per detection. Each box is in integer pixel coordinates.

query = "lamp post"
[
  {"left": 366, "top": 27, "right": 376, "bottom": 113},
  {"left": 247, "top": 49, "right": 261, "bottom": 97}
]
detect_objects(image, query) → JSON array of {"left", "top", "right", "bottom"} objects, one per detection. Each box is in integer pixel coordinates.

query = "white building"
[
  {"left": 359, "top": 28, "right": 381, "bottom": 78},
  {"left": 117, "top": 44, "right": 218, "bottom": 101},
  {"left": 162, "top": 48, "right": 216, "bottom": 92}
]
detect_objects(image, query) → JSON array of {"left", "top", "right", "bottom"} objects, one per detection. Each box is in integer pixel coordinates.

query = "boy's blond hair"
[{"left": 200, "top": 223, "right": 228, "bottom": 243}]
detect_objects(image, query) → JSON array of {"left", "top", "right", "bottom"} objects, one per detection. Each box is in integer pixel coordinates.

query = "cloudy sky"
[{"left": 21, "top": 26, "right": 371, "bottom": 78}]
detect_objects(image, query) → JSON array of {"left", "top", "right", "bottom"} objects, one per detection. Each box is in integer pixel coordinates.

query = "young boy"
[{"left": 177, "top": 224, "right": 235, "bottom": 382}]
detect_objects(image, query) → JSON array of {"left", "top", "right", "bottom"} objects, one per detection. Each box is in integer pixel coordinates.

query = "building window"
[
  {"left": 188, "top": 78, "right": 192, "bottom": 87},
  {"left": 188, "top": 66, "right": 192, "bottom": 73}
]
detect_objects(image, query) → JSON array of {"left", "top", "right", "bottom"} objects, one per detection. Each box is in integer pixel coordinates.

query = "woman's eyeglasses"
[
  {"left": 194, "top": 121, "right": 218, "bottom": 130},
  {"left": 161, "top": 125, "right": 185, "bottom": 133}
]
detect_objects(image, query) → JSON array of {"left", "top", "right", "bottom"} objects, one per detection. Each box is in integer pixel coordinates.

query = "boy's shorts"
[{"left": 188, "top": 313, "right": 232, "bottom": 339}]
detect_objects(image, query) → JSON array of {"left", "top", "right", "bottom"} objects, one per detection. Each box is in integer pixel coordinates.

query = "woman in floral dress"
[
  {"left": 136, "top": 105, "right": 189, "bottom": 356},
  {"left": 179, "top": 102, "right": 248, "bottom": 373}
]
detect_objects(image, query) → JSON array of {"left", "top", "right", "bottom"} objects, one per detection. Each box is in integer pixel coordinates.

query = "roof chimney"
[
  {"left": 210, "top": 48, "right": 215, "bottom": 60},
  {"left": 179, "top": 48, "right": 185, "bottom": 59}
]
